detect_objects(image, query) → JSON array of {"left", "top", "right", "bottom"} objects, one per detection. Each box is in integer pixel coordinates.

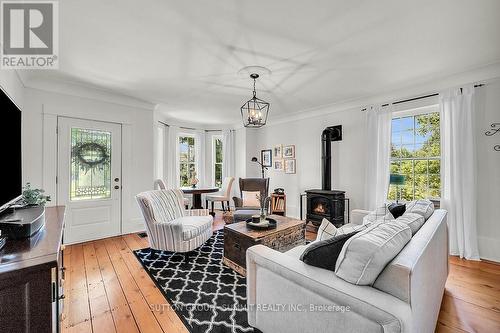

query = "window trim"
[
  {"left": 390, "top": 106, "right": 441, "bottom": 200},
  {"left": 177, "top": 133, "right": 197, "bottom": 187},
  {"left": 211, "top": 135, "right": 223, "bottom": 188}
]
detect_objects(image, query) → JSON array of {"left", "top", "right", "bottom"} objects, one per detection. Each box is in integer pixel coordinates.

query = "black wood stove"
[{"left": 304, "top": 125, "right": 346, "bottom": 227}]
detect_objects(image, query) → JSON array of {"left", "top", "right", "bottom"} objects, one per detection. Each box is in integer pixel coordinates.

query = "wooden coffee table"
[{"left": 223, "top": 215, "right": 306, "bottom": 275}]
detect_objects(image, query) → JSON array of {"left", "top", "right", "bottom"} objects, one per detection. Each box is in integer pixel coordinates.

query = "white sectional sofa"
[{"left": 246, "top": 209, "right": 448, "bottom": 333}]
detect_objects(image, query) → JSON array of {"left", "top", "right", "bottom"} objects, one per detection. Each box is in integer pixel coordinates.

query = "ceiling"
[{"left": 19, "top": 0, "right": 500, "bottom": 125}]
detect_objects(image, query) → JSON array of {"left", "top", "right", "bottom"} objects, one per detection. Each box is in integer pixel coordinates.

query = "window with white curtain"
[
  {"left": 212, "top": 135, "right": 223, "bottom": 188},
  {"left": 389, "top": 107, "right": 441, "bottom": 200},
  {"left": 178, "top": 135, "right": 197, "bottom": 187}
]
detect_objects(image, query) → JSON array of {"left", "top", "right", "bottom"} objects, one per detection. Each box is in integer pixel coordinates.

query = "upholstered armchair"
[
  {"left": 136, "top": 189, "right": 213, "bottom": 257},
  {"left": 232, "top": 178, "right": 270, "bottom": 222}
]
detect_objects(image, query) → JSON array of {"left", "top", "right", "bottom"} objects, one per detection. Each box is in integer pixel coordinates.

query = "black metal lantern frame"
[{"left": 240, "top": 73, "right": 270, "bottom": 128}]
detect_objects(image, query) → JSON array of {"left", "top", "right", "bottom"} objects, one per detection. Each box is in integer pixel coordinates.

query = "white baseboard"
[{"left": 478, "top": 236, "right": 500, "bottom": 263}]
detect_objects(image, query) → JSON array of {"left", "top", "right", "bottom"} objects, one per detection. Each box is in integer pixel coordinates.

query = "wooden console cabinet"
[{"left": 0, "top": 206, "right": 65, "bottom": 333}]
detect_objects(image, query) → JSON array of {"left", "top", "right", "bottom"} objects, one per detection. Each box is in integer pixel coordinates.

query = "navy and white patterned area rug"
[{"left": 133, "top": 230, "right": 258, "bottom": 333}]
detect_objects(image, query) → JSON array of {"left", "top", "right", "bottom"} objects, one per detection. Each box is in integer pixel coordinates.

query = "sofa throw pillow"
[
  {"left": 396, "top": 212, "right": 425, "bottom": 236},
  {"left": 362, "top": 205, "right": 395, "bottom": 225},
  {"left": 316, "top": 218, "right": 371, "bottom": 242},
  {"left": 301, "top": 231, "right": 359, "bottom": 271},
  {"left": 241, "top": 191, "right": 260, "bottom": 207},
  {"left": 335, "top": 220, "right": 412, "bottom": 285},
  {"left": 405, "top": 199, "right": 434, "bottom": 220},
  {"left": 316, "top": 218, "right": 338, "bottom": 241},
  {"left": 387, "top": 202, "right": 406, "bottom": 219}
]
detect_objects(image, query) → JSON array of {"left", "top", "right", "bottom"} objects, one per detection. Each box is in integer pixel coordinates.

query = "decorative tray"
[{"left": 245, "top": 217, "right": 277, "bottom": 230}]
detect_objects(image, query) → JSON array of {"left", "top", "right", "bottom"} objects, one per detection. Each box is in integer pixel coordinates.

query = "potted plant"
[{"left": 21, "top": 183, "right": 51, "bottom": 206}]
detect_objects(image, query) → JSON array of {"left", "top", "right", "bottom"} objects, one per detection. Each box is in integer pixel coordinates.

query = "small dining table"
[{"left": 181, "top": 187, "right": 220, "bottom": 209}]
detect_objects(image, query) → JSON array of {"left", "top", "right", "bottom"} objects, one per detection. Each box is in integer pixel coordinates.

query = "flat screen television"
[{"left": 0, "top": 87, "right": 22, "bottom": 212}]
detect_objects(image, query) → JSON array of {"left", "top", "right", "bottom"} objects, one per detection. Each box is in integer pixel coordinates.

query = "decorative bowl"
[{"left": 245, "top": 217, "right": 277, "bottom": 230}]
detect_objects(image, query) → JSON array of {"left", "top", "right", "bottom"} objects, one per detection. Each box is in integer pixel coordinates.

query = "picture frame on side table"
[
  {"left": 274, "top": 159, "right": 284, "bottom": 171},
  {"left": 283, "top": 145, "right": 295, "bottom": 158},
  {"left": 285, "top": 159, "right": 296, "bottom": 174},
  {"left": 261, "top": 149, "right": 272, "bottom": 167},
  {"left": 273, "top": 144, "right": 282, "bottom": 159}
]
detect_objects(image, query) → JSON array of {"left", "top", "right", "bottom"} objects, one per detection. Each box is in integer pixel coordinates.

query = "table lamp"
[{"left": 390, "top": 174, "right": 406, "bottom": 203}]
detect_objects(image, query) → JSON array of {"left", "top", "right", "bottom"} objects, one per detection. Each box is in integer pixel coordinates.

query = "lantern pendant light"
[{"left": 240, "top": 73, "right": 270, "bottom": 128}]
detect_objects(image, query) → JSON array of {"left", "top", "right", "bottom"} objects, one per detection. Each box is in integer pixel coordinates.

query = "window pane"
[
  {"left": 389, "top": 111, "right": 441, "bottom": 200},
  {"left": 390, "top": 161, "right": 400, "bottom": 174},
  {"left": 391, "top": 145, "right": 402, "bottom": 158},
  {"left": 429, "top": 160, "right": 440, "bottom": 174},
  {"left": 215, "top": 164, "right": 222, "bottom": 188},
  {"left": 428, "top": 188, "right": 441, "bottom": 198},
  {"left": 399, "top": 117, "right": 413, "bottom": 131},
  {"left": 401, "top": 130, "right": 413, "bottom": 145},
  {"left": 401, "top": 145, "right": 414, "bottom": 158},
  {"left": 391, "top": 132, "right": 401, "bottom": 146},
  {"left": 392, "top": 118, "right": 402, "bottom": 132},
  {"left": 429, "top": 174, "right": 441, "bottom": 189},
  {"left": 179, "top": 137, "right": 189, "bottom": 162},
  {"left": 414, "top": 160, "right": 427, "bottom": 174},
  {"left": 414, "top": 174, "right": 428, "bottom": 199},
  {"left": 215, "top": 138, "right": 223, "bottom": 163},
  {"left": 70, "top": 128, "right": 111, "bottom": 201},
  {"left": 180, "top": 163, "right": 188, "bottom": 186},
  {"left": 388, "top": 185, "right": 397, "bottom": 201},
  {"left": 188, "top": 141, "right": 195, "bottom": 162}
]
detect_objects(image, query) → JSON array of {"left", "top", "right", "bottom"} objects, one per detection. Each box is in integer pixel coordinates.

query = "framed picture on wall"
[
  {"left": 261, "top": 149, "right": 272, "bottom": 167},
  {"left": 274, "top": 159, "right": 284, "bottom": 171},
  {"left": 283, "top": 145, "right": 295, "bottom": 158},
  {"left": 273, "top": 144, "right": 282, "bottom": 159},
  {"left": 285, "top": 159, "right": 296, "bottom": 174}
]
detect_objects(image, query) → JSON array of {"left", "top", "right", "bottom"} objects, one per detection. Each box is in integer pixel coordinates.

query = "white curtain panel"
[
  {"left": 222, "top": 129, "right": 235, "bottom": 179},
  {"left": 194, "top": 130, "right": 206, "bottom": 188},
  {"left": 440, "top": 86, "right": 480, "bottom": 260},
  {"left": 166, "top": 125, "right": 179, "bottom": 188},
  {"left": 364, "top": 105, "right": 392, "bottom": 210},
  {"left": 155, "top": 123, "right": 166, "bottom": 180}
]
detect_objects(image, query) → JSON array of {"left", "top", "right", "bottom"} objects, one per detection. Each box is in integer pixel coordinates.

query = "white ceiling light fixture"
[{"left": 240, "top": 73, "right": 270, "bottom": 128}]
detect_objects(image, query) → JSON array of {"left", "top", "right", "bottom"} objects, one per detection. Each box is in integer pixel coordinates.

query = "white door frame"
[{"left": 57, "top": 116, "right": 123, "bottom": 244}]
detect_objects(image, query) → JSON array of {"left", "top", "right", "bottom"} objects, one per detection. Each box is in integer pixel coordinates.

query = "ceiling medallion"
[{"left": 240, "top": 73, "right": 270, "bottom": 128}]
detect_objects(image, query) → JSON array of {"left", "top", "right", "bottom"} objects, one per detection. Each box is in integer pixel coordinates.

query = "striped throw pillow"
[{"left": 316, "top": 218, "right": 371, "bottom": 242}]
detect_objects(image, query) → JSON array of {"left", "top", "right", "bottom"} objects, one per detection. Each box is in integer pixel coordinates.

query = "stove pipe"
[{"left": 321, "top": 126, "right": 342, "bottom": 190}]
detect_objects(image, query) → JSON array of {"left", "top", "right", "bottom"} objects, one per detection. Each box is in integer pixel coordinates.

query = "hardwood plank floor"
[{"left": 62, "top": 212, "right": 500, "bottom": 333}]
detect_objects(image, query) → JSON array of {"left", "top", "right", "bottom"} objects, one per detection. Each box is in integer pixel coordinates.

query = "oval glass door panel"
[{"left": 70, "top": 128, "right": 112, "bottom": 201}]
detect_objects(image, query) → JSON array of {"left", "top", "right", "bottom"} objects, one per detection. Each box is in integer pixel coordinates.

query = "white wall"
[
  {"left": 475, "top": 81, "right": 500, "bottom": 262},
  {"left": 0, "top": 71, "right": 24, "bottom": 109},
  {"left": 251, "top": 108, "right": 367, "bottom": 219},
  {"left": 22, "top": 87, "right": 155, "bottom": 234}
]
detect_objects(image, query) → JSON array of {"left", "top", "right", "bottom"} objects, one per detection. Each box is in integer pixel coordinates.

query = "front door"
[{"left": 57, "top": 117, "right": 122, "bottom": 244}]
